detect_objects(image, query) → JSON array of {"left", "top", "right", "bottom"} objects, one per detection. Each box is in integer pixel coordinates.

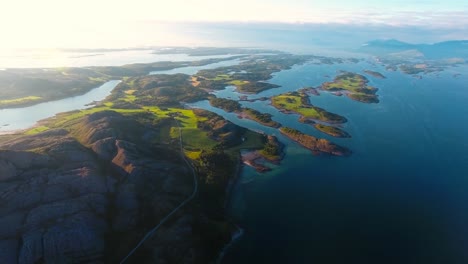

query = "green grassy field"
[
  {"left": 271, "top": 92, "right": 346, "bottom": 123},
  {"left": 0, "top": 96, "right": 42, "bottom": 108},
  {"left": 321, "top": 72, "right": 379, "bottom": 103},
  {"left": 25, "top": 104, "right": 219, "bottom": 155},
  {"left": 271, "top": 93, "right": 320, "bottom": 118}
]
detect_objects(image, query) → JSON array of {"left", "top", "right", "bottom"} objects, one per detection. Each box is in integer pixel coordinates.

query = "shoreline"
[{"left": 218, "top": 153, "right": 245, "bottom": 263}]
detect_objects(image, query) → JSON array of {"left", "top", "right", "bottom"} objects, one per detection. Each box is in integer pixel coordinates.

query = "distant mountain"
[{"left": 359, "top": 39, "right": 468, "bottom": 59}]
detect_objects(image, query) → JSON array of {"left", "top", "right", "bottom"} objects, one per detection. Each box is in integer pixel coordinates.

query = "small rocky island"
[
  {"left": 364, "top": 70, "right": 386, "bottom": 79},
  {"left": 314, "top": 124, "right": 351, "bottom": 138},
  {"left": 280, "top": 127, "right": 351, "bottom": 156}
]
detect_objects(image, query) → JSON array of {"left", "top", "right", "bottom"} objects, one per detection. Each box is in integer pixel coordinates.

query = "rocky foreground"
[{"left": 0, "top": 111, "right": 232, "bottom": 263}]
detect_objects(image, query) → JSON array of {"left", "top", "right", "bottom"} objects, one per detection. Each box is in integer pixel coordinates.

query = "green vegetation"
[
  {"left": 314, "top": 124, "right": 350, "bottom": 138},
  {"left": 258, "top": 135, "right": 283, "bottom": 161},
  {"left": 0, "top": 56, "right": 243, "bottom": 109},
  {"left": 2, "top": 50, "right": 365, "bottom": 263},
  {"left": 209, "top": 97, "right": 241, "bottom": 112},
  {"left": 0, "top": 68, "right": 109, "bottom": 108},
  {"left": 0, "top": 96, "right": 42, "bottom": 108},
  {"left": 108, "top": 74, "right": 209, "bottom": 107},
  {"left": 24, "top": 125, "right": 49, "bottom": 135},
  {"left": 321, "top": 72, "right": 379, "bottom": 103},
  {"left": 195, "top": 54, "right": 314, "bottom": 94},
  {"left": 280, "top": 127, "right": 351, "bottom": 156},
  {"left": 208, "top": 97, "right": 281, "bottom": 128},
  {"left": 271, "top": 91, "right": 346, "bottom": 124},
  {"left": 242, "top": 108, "right": 281, "bottom": 128}
]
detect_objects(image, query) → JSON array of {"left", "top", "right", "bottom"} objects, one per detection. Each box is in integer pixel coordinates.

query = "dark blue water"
[{"left": 190, "top": 61, "right": 468, "bottom": 263}]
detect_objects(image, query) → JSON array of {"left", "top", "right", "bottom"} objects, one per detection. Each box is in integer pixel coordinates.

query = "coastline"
[{"left": 217, "top": 153, "right": 245, "bottom": 264}]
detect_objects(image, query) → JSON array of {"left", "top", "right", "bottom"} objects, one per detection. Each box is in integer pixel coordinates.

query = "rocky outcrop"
[{"left": 0, "top": 111, "right": 195, "bottom": 263}]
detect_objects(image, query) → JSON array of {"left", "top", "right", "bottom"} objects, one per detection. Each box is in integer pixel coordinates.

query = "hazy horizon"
[{"left": 1, "top": 0, "right": 467, "bottom": 50}]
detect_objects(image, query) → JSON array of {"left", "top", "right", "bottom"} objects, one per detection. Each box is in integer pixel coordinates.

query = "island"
[
  {"left": 209, "top": 97, "right": 281, "bottom": 128},
  {"left": 193, "top": 53, "right": 353, "bottom": 94},
  {"left": 239, "top": 108, "right": 281, "bottom": 128},
  {"left": 314, "top": 124, "right": 351, "bottom": 138},
  {"left": 279, "top": 127, "right": 351, "bottom": 156},
  {"left": 364, "top": 70, "right": 386, "bottom": 79},
  {"left": 271, "top": 91, "right": 347, "bottom": 124},
  {"left": 320, "top": 72, "right": 379, "bottom": 103}
]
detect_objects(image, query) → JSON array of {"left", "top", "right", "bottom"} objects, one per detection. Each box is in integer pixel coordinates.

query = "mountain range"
[{"left": 359, "top": 39, "right": 468, "bottom": 59}]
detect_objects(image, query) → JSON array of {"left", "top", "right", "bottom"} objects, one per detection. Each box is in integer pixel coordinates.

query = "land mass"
[
  {"left": 209, "top": 97, "right": 281, "bottom": 128},
  {"left": 320, "top": 72, "right": 379, "bottom": 103},
  {"left": 0, "top": 49, "right": 363, "bottom": 263},
  {"left": 153, "top": 47, "right": 285, "bottom": 56},
  {"left": 0, "top": 69, "right": 276, "bottom": 263},
  {"left": 314, "top": 124, "right": 351, "bottom": 138},
  {"left": 271, "top": 91, "right": 347, "bottom": 124},
  {"left": 242, "top": 135, "right": 284, "bottom": 172},
  {"left": 193, "top": 53, "right": 344, "bottom": 94},
  {"left": 364, "top": 70, "right": 386, "bottom": 79},
  {"left": 0, "top": 56, "right": 244, "bottom": 109},
  {"left": 280, "top": 127, "right": 351, "bottom": 156}
]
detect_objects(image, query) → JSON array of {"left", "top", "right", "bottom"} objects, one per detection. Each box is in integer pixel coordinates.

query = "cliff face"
[{"left": 0, "top": 111, "right": 196, "bottom": 263}]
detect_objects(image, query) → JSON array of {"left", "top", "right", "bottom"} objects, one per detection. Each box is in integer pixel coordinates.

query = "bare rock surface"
[{"left": 0, "top": 111, "right": 193, "bottom": 263}]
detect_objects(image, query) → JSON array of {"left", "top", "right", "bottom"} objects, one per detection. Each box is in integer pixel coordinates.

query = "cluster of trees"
[
  {"left": 209, "top": 97, "right": 241, "bottom": 112},
  {"left": 262, "top": 141, "right": 280, "bottom": 156},
  {"left": 199, "top": 147, "right": 234, "bottom": 186},
  {"left": 244, "top": 108, "right": 273, "bottom": 123}
]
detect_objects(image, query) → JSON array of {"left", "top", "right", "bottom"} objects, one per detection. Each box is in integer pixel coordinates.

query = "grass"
[
  {"left": 124, "top": 89, "right": 137, "bottom": 95},
  {"left": 210, "top": 74, "right": 232, "bottom": 81},
  {"left": 0, "top": 96, "right": 42, "bottom": 105},
  {"left": 185, "top": 150, "right": 202, "bottom": 160},
  {"left": 229, "top": 80, "right": 249, "bottom": 86},
  {"left": 24, "top": 126, "right": 50, "bottom": 135},
  {"left": 271, "top": 94, "right": 320, "bottom": 118},
  {"left": 123, "top": 94, "right": 137, "bottom": 102},
  {"left": 322, "top": 72, "right": 378, "bottom": 99},
  {"left": 179, "top": 128, "right": 217, "bottom": 150},
  {"left": 227, "top": 130, "right": 265, "bottom": 152},
  {"left": 89, "top": 77, "right": 108, "bottom": 82}
]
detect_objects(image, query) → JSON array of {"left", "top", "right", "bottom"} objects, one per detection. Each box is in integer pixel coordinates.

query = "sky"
[{"left": 0, "top": 0, "right": 467, "bottom": 49}]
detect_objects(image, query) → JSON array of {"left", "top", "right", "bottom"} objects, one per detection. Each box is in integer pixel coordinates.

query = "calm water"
[
  {"left": 0, "top": 49, "right": 239, "bottom": 68},
  {"left": 190, "top": 61, "right": 468, "bottom": 263},
  {"left": 0, "top": 80, "right": 120, "bottom": 133},
  {"left": 149, "top": 58, "right": 244, "bottom": 75},
  {"left": 0, "top": 56, "right": 243, "bottom": 133}
]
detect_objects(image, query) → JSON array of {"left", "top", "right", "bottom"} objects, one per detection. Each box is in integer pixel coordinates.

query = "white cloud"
[{"left": 0, "top": 0, "right": 466, "bottom": 49}]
